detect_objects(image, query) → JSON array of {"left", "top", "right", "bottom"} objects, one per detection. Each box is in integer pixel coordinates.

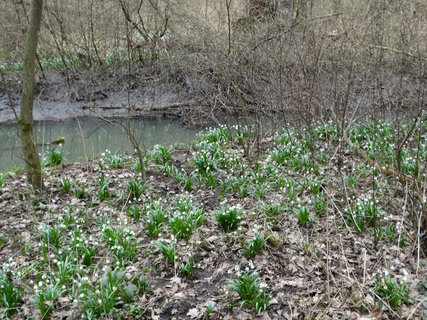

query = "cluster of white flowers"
[
  {"left": 157, "top": 234, "right": 176, "bottom": 244},
  {"left": 373, "top": 267, "right": 409, "bottom": 286},
  {"left": 2, "top": 257, "right": 18, "bottom": 274},
  {"left": 100, "top": 149, "right": 112, "bottom": 159},
  {"left": 252, "top": 223, "right": 261, "bottom": 234}
]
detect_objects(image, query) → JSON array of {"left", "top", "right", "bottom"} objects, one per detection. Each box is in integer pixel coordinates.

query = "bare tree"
[{"left": 19, "top": 0, "right": 43, "bottom": 190}]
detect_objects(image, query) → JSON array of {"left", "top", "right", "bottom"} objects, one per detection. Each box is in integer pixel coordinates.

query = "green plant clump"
[
  {"left": 58, "top": 177, "right": 71, "bottom": 193},
  {"left": 156, "top": 241, "right": 176, "bottom": 264},
  {"left": 152, "top": 144, "right": 173, "bottom": 165},
  {"left": 82, "top": 269, "right": 132, "bottom": 316},
  {"left": 244, "top": 233, "right": 269, "bottom": 257},
  {"left": 180, "top": 258, "right": 194, "bottom": 278},
  {"left": 32, "top": 282, "right": 65, "bottom": 318},
  {"left": 126, "top": 180, "right": 145, "bottom": 201},
  {"left": 373, "top": 270, "right": 410, "bottom": 309},
  {"left": 169, "top": 207, "right": 204, "bottom": 242},
  {"left": 215, "top": 205, "right": 242, "bottom": 231},
  {"left": 0, "top": 271, "right": 21, "bottom": 316},
  {"left": 144, "top": 199, "right": 166, "bottom": 238},
  {"left": 294, "top": 205, "right": 311, "bottom": 228},
  {"left": 101, "top": 224, "right": 137, "bottom": 265},
  {"left": 126, "top": 205, "right": 142, "bottom": 222},
  {"left": 44, "top": 145, "right": 64, "bottom": 166},
  {"left": 227, "top": 270, "right": 271, "bottom": 314},
  {"left": 0, "top": 171, "right": 10, "bottom": 188},
  {"left": 72, "top": 181, "right": 86, "bottom": 199}
]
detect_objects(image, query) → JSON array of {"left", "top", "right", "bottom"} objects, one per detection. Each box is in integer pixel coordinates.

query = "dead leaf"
[
  {"left": 187, "top": 308, "right": 199, "bottom": 319},
  {"left": 281, "top": 278, "right": 305, "bottom": 288},
  {"left": 170, "top": 275, "right": 181, "bottom": 284},
  {"left": 151, "top": 309, "right": 160, "bottom": 320},
  {"left": 357, "top": 316, "right": 376, "bottom": 320},
  {"left": 285, "top": 264, "right": 298, "bottom": 276},
  {"left": 153, "top": 287, "right": 163, "bottom": 295},
  {"left": 173, "top": 291, "right": 186, "bottom": 299},
  {"left": 257, "top": 312, "right": 271, "bottom": 320},
  {"left": 364, "top": 294, "right": 375, "bottom": 307}
]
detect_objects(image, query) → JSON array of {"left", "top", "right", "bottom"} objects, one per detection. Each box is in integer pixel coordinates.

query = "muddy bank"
[
  {"left": 0, "top": 71, "right": 201, "bottom": 124},
  {"left": 1, "top": 67, "right": 424, "bottom": 127}
]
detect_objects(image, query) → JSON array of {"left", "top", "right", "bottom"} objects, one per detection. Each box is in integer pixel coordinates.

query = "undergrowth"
[{"left": 0, "top": 118, "right": 425, "bottom": 318}]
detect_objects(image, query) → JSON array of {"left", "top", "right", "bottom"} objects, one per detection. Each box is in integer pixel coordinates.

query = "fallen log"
[{"left": 148, "top": 100, "right": 200, "bottom": 111}]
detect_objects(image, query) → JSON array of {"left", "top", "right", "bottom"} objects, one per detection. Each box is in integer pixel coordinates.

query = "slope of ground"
[{"left": 0, "top": 121, "right": 426, "bottom": 319}]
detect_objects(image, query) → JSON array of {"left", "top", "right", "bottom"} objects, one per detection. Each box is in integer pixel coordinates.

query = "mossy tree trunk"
[{"left": 19, "top": 0, "right": 43, "bottom": 190}]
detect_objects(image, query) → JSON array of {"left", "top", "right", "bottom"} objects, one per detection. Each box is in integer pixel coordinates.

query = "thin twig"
[{"left": 0, "top": 69, "right": 19, "bottom": 123}]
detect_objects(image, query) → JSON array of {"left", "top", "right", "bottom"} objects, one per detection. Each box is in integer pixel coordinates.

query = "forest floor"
[{"left": 0, "top": 121, "right": 426, "bottom": 319}]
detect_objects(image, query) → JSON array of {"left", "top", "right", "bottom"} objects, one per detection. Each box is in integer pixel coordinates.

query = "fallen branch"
[
  {"left": 83, "top": 100, "right": 199, "bottom": 112},
  {"left": 332, "top": 110, "right": 426, "bottom": 255},
  {"left": 366, "top": 44, "right": 427, "bottom": 61},
  {"left": 148, "top": 100, "right": 200, "bottom": 111},
  {"left": 332, "top": 111, "right": 424, "bottom": 203}
]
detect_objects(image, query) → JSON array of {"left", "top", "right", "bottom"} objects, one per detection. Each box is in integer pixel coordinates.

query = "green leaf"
[
  {"left": 123, "top": 283, "right": 138, "bottom": 299},
  {"left": 116, "top": 270, "right": 126, "bottom": 281}
]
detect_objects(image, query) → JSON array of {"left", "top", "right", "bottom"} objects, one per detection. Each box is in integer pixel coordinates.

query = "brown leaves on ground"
[{"left": 0, "top": 136, "right": 426, "bottom": 320}]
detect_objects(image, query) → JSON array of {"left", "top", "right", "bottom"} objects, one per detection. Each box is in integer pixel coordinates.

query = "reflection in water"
[{"left": 0, "top": 117, "right": 200, "bottom": 171}]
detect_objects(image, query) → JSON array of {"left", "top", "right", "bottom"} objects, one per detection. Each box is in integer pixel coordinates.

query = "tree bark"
[{"left": 19, "top": 0, "right": 43, "bottom": 190}]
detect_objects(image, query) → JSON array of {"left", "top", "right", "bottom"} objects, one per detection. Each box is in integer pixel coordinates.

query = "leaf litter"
[{"left": 0, "top": 124, "right": 426, "bottom": 319}]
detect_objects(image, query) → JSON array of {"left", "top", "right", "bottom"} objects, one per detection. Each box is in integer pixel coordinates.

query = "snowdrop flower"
[{"left": 249, "top": 260, "right": 255, "bottom": 269}]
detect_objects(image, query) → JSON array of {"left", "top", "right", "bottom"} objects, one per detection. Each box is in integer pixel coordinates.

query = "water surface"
[{"left": 0, "top": 117, "right": 200, "bottom": 171}]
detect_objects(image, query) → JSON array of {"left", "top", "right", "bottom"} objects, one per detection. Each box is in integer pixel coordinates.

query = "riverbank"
[
  {"left": 0, "top": 122, "right": 425, "bottom": 319},
  {"left": 0, "top": 71, "right": 199, "bottom": 125}
]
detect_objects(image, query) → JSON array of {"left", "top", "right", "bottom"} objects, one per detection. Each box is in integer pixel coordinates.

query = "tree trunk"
[
  {"left": 19, "top": 0, "right": 43, "bottom": 190},
  {"left": 422, "top": 209, "right": 426, "bottom": 254}
]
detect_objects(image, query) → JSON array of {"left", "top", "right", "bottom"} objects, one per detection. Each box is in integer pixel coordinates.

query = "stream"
[{"left": 0, "top": 117, "right": 200, "bottom": 171}]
